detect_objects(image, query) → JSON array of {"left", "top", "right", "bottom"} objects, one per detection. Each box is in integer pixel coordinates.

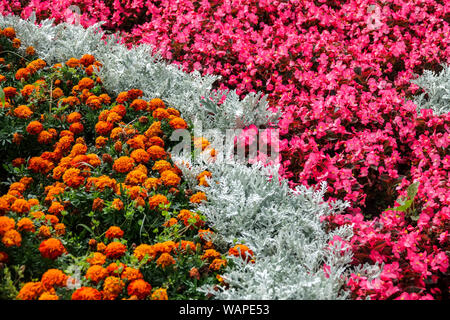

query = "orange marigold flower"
[
  {"left": 125, "top": 169, "right": 147, "bottom": 185},
  {"left": 121, "top": 267, "right": 143, "bottom": 282},
  {"left": 152, "top": 108, "right": 170, "bottom": 120},
  {"left": 3, "top": 27, "right": 16, "bottom": 39},
  {"left": 116, "top": 91, "right": 129, "bottom": 103},
  {"left": 44, "top": 214, "right": 59, "bottom": 225},
  {"left": 69, "top": 122, "right": 84, "bottom": 134},
  {"left": 148, "top": 194, "right": 169, "bottom": 210},
  {"left": 0, "top": 216, "right": 15, "bottom": 236},
  {"left": 144, "top": 121, "right": 162, "bottom": 138},
  {"left": 111, "top": 198, "right": 124, "bottom": 211},
  {"left": 66, "top": 112, "right": 82, "bottom": 123},
  {"left": 65, "top": 58, "right": 80, "bottom": 68},
  {"left": 12, "top": 37, "right": 21, "bottom": 48},
  {"left": 13, "top": 105, "right": 33, "bottom": 119},
  {"left": 92, "top": 198, "right": 104, "bottom": 212},
  {"left": 97, "top": 242, "right": 106, "bottom": 252},
  {"left": 3, "top": 86, "right": 17, "bottom": 98},
  {"left": 113, "top": 156, "right": 135, "bottom": 173},
  {"left": 48, "top": 201, "right": 65, "bottom": 215},
  {"left": 106, "top": 111, "right": 122, "bottom": 123},
  {"left": 133, "top": 244, "right": 155, "bottom": 262},
  {"left": 152, "top": 160, "right": 171, "bottom": 173},
  {"left": 148, "top": 98, "right": 165, "bottom": 111},
  {"left": 37, "top": 130, "right": 53, "bottom": 144},
  {"left": 190, "top": 192, "right": 207, "bottom": 204},
  {"left": 39, "top": 238, "right": 66, "bottom": 260},
  {"left": 126, "top": 134, "right": 146, "bottom": 150},
  {"left": 189, "top": 267, "right": 200, "bottom": 280},
  {"left": 95, "top": 136, "right": 108, "bottom": 148},
  {"left": 38, "top": 225, "right": 51, "bottom": 238},
  {"left": 147, "top": 145, "right": 166, "bottom": 160},
  {"left": 38, "top": 292, "right": 59, "bottom": 300},
  {"left": 15, "top": 68, "right": 30, "bottom": 81},
  {"left": 17, "top": 282, "right": 44, "bottom": 300},
  {"left": 17, "top": 218, "right": 35, "bottom": 232},
  {"left": 160, "top": 170, "right": 181, "bottom": 187},
  {"left": 95, "top": 121, "right": 114, "bottom": 136},
  {"left": 228, "top": 244, "right": 254, "bottom": 261},
  {"left": 52, "top": 87, "right": 64, "bottom": 99},
  {"left": 156, "top": 252, "right": 176, "bottom": 269},
  {"left": 12, "top": 157, "right": 26, "bottom": 167},
  {"left": 2, "top": 229, "right": 22, "bottom": 247},
  {"left": 99, "top": 93, "right": 111, "bottom": 105},
  {"left": 80, "top": 54, "right": 95, "bottom": 67},
  {"left": 85, "top": 265, "right": 108, "bottom": 284},
  {"left": 151, "top": 288, "right": 168, "bottom": 300},
  {"left": 209, "top": 258, "right": 227, "bottom": 271},
  {"left": 87, "top": 252, "right": 107, "bottom": 266},
  {"left": 54, "top": 223, "right": 66, "bottom": 236},
  {"left": 105, "top": 226, "right": 124, "bottom": 240},
  {"left": 11, "top": 198, "right": 31, "bottom": 214},
  {"left": 72, "top": 287, "right": 102, "bottom": 300},
  {"left": 106, "top": 262, "right": 127, "bottom": 276},
  {"left": 103, "top": 276, "right": 125, "bottom": 300},
  {"left": 130, "top": 148, "right": 150, "bottom": 164},
  {"left": 201, "top": 249, "right": 221, "bottom": 261},
  {"left": 9, "top": 182, "right": 26, "bottom": 194},
  {"left": 0, "top": 251, "right": 9, "bottom": 263},
  {"left": 169, "top": 117, "right": 188, "bottom": 130},
  {"left": 127, "top": 279, "right": 151, "bottom": 300},
  {"left": 163, "top": 218, "right": 178, "bottom": 227},
  {"left": 104, "top": 241, "right": 127, "bottom": 259},
  {"left": 130, "top": 99, "right": 148, "bottom": 111},
  {"left": 28, "top": 156, "right": 54, "bottom": 174},
  {"left": 41, "top": 269, "right": 68, "bottom": 290},
  {"left": 143, "top": 177, "right": 161, "bottom": 191},
  {"left": 110, "top": 104, "right": 126, "bottom": 117},
  {"left": 62, "top": 168, "right": 85, "bottom": 188}
]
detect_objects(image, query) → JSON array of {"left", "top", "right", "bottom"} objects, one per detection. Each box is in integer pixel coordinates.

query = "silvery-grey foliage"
[
  {"left": 1, "top": 13, "right": 277, "bottom": 130},
  {"left": 3, "top": 14, "right": 370, "bottom": 299},
  {"left": 411, "top": 65, "right": 450, "bottom": 115},
  {"left": 175, "top": 155, "right": 356, "bottom": 299}
]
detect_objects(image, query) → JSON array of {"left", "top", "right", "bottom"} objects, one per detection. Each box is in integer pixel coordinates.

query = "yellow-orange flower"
[
  {"left": 13, "top": 105, "right": 33, "bottom": 119},
  {"left": 87, "top": 252, "right": 107, "bottom": 266},
  {"left": 26, "top": 121, "right": 44, "bottom": 135},
  {"left": 0, "top": 216, "right": 15, "bottom": 236},
  {"left": 111, "top": 198, "right": 124, "bottom": 211},
  {"left": 104, "top": 242, "right": 127, "bottom": 259},
  {"left": 160, "top": 170, "right": 181, "bottom": 187},
  {"left": 2, "top": 229, "right": 22, "bottom": 247},
  {"left": 17, "top": 218, "right": 35, "bottom": 232},
  {"left": 169, "top": 117, "right": 188, "bottom": 129},
  {"left": 11, "top": 198, "right": 31, "bottom": 214},
  {"left": 17, "top": 282, "right": 44, "bottom": 300},
  {"left": 151, "top": 288, "right": 168, "bottom": 300},
  {"left": 147, "top": 145, "right": 166, "bottom": 160},
  {"left": 121, "top": 267, "right": 143, "bottom": 282},
  {"left": 112, "top": 156, "right": 135, "bottom": 173},
  {"left": 41, "top": 269, "right": 68, "bottom": 290},
  {"left": 156, "top": 252, "right": 176, "bottom": 268},
  {"left": 190, "top": 192, "right": 207, "bottom": 204},
  {"left": 102, "top": 276, "right": 124, "bottom": 300},
  {"left": 148, "top": 194, "right": 169, "bottom": 210},
  {"left": 71, "top": 287, "right": 102, "bottom": 300},
  {"left": 105, "top": 226, "right": 124, "bottom": 240},
  {"left": 85, "top": 265, "right": 108, "bottom": 284},
  {"left": 39, "top": 238, "right": 66, "bottom": 259},
  {"left": 148, "top": 98, "right": 165, "bottom": 111},
  {"left": 127, "top": 279, "right": 152, "bottom": 300}
]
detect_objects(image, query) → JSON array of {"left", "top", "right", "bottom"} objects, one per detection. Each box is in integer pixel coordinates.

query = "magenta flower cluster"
[{"left": 2, "top": 0, "right": 449, "bottom": 300}]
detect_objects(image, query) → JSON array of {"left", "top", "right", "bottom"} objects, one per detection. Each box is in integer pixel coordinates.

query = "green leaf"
[
  {"left": 0, "top": 87, "right": 5, "bottom": 108},
  {"left": 407, "top": 181, "right": 419, "bottom": 199}
]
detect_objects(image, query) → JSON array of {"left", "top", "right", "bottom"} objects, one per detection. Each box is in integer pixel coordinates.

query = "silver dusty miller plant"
[
  {"left": 1, "top": 13, "right": 379, "bottom": 299},
  {"left": 411, "top": 64, "right": 450, "bottom": 115}
]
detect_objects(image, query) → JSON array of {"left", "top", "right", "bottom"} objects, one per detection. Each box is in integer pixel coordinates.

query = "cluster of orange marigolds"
[{"left": 0, "top": 27, "right": 254, "bottom": 300}]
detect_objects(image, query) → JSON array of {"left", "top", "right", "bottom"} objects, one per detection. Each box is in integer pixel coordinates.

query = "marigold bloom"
[
  {"left": 190, "top": 192, "right": 207, "bottom": 204},
  {"left": 125, "top": 169, "right": 147, "bottom": 185},
  {"left": 103, "top": 276, "right": 125, "bottom": 300},
  {"left": 37, "top": 130, "right": 53, "bottom": 144},
  {"left": 148, "top": 194, "right": 169, "bottom": 210},
  {"left": 85, "top": 265, "right": 108, "bottom": 284},
  {"left": 28, "top": 157, "right": 54, "bottom": 174},
  {"left": 228, "top": 244, "right": 254, "bottom": 261},
  {"left": 105, "top": 226, "right": 124, "bottom": 240},
  {"left": 95, "top": 121, "right": 113, "bottom": 136},
  {"left": 11, "top": 198, "right": 31, "bottom": 214},
  {"left": 3, "top": 86, "right": 17, "bottom": 98},
  {"left": 38, "top": 225, "right": 51, "bottom": 238},
  {"left": 44, "top": 214, "right": 59, "bottom": 225},
  {"left": 17, "top": 218, "right": 35, "bottom": 232},
  {"left": 121, "top": 267, "right": 143, "bottom": 282},
  {"left": 148, "top": 98, "right": 165, "bottom": 111},
  {"left": 144, "top": 121, "right": 162, "bottom": 138},
  {"left": 99, "top": 93, "right": 111, "bottom": 105},
  {"left": 156, "top": 253, "right": 176, "bottom": 268},
  {"left": 54, "top": 223, "right": 66, "bottom": 236},
  {"left": 161, "top": 170, "right": 181, "bottom": 187},
  {"left": 106, "top": 262, "right": 127, "bottom": 276},
  {"left": 127, "top": 279, "right": 152, "bottom": 300},
  {"left": 3, "top": 27, "right": 16, "bottom": 39},
  {"left": 95, "top": 136, "right": 108, "bottom": 148},
  {"left": 17, "top": 282, "right": 44, "bottom": 300},
  {"left": 0, "top": 251, "right": 9, "bottom": 263},
  {"left": 151, "top": 288, "right": 168, "bottom": 300},
  {"left": 130, "top": 148, "right": 150, "bottom": 164},
  {"left": 79, "top": 54, "right": 95, "bottom": 67},
  {"left": 169, "top": 117, "right": 188, "bottom": 129},
  {"left": 15, "top": 68, "right": 30, "bottom": 81},
  {"left": 41, "top": 269, "right": 68, "bottom": 290},
  {"left": 38, "top": 292, "right": 59, "bottom": 300},
  {"left": 111, "top": 198, "right": 124, "bottom": 211},
  {"left": 133, "top": 244, "right": 155, "bottom": 261},
  {"left": 39, "top": 238, "right": 65, "bottom": 260},
  {"left": 143, "top": 177, "right": 161, "bottom": 190},
  {"left": 201, "top": 249, "right": 221, "bottom": 261},
  {"left": 62, "top": 168, "right": 85, "bottom": 188},
  {"left": 12, "top": 158, "right": 26, "bottom": 167},
  {"left": 210, "top": 258, "right": 227, "bottom": 271},
  {"left": 130, "top": 99, "right": 148, "bottom": 111},
  {"left": 147, "top": 145, "right": 166, "bottom": 160},
  {"left": 104, "top": 242, "right": 127, "bottom": 259},
  {"left": 52, "top": 87, "right": 64, "bottom": 99},
  {"left": 48, "top": 201, "right": 65, "bottom": 215},
  {"left": 71, "top": 287, "right": 102, "bottom": 300},
  {"left": 69, "top": 122, "right": 84, "bottom": 134},
  {"left": 92, "top": 198, "right": 105, "bottom": 211},
  {"left": 13, "top": 105, "right": 33, "bottom": 118},
  {"left": 163, "top": 218, "right": 178, "bottom": 227},
  {"left": 66, "top": 112, "right": 82, "bottom": 124},
  {"left": 87, "top": 252, "right": 107, "bottom": 266},
  {"left": 152, "top": 108, "right": 170, "bottom": 120},
  {"left": 113, "top": 156, "right": 135, "bottom": 173},
  {"left": 26, "top": 121, "right": 44, "bottom": 135},
  {"left": 65, "top": 58, "right": 80, "bottom": 68},
  {"left": 2, "top": 229, "right": 22, "bottom": 247},
  {"left": 116, "top": 91, "right": 129, "bottom": 103}
]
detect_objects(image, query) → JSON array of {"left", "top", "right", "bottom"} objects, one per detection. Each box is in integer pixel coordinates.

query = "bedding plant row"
[{"left": 0, "top": 27, "right": 254, "bottom": 300}]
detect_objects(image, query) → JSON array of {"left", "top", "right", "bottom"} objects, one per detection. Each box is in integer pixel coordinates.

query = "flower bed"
[{"left": 1, "top": 0, "right": 449, "bottom": 300}]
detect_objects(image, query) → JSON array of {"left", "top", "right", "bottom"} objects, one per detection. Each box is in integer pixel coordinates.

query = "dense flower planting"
[
  {"left": 1, "top": 0, "right": 450, "bottom": 300},
  {"left": 0, "top": 29, "right": 255, "bottom": 300}
]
